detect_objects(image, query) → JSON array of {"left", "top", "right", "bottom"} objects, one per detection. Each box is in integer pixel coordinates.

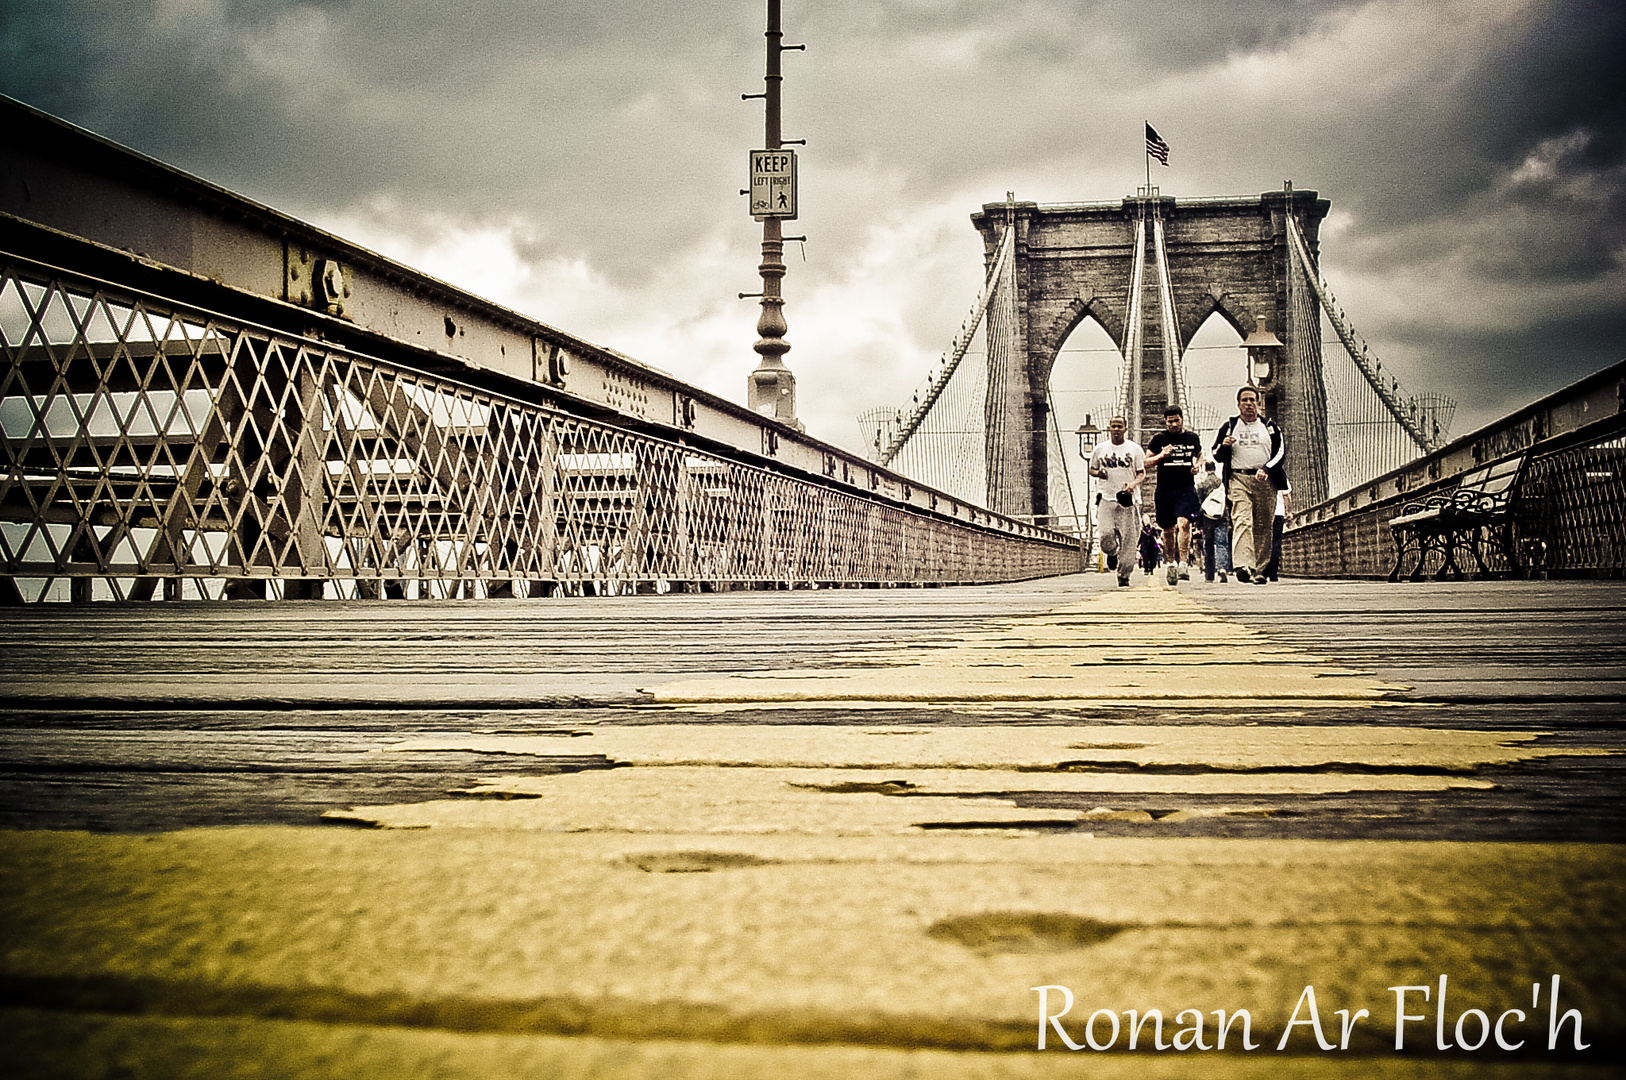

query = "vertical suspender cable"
[
  {"left": 879, "top": 225, "right": 1013, "bottom": 467},
  {"left": 1285, "top": 215, "right": 1434, "bottom": 455}
]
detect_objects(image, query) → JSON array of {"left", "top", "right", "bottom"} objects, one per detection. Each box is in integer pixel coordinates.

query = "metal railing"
[
  {"left": 1283, "top": 359, "right": 1626, "bottom": 579},
  {"left": 1, "top": 251, "right": 1079, "bottom": 602}
]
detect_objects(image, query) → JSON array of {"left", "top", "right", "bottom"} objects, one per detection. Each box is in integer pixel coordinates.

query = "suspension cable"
[
  {"left": 1285, "top": 214, "right": 1436, "bottom": 453},
  {"left": 878, "top": 225, "right": 1014, "bottom": 466}
]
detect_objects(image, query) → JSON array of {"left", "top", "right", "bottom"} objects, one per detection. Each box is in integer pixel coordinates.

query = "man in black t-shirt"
[{"left": 1145, "top": 404, "right": 1205, "bottom": 584}]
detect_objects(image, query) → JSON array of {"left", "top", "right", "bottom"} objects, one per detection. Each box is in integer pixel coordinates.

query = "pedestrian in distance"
[
  {"left": 1087, "top": 416, "right": 1146, "bottom": 587},
  {"left": 1144, "top": 403, "right": 1204, "bottom": 584},
  {"left": 1195, "top": 461, "right": 1231, "bottom": 582},
  {"left": 1138, "top": 514, "right": 1162, "bottom": 577},
  {"left": 1265, "top": 482, "right": 1291, "bottom": 582},
  {"left": 1211, "top": 385, "right": 1286, "bottom": 584}
]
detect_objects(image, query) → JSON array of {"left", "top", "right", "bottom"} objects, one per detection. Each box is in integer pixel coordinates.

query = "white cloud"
[{"left": 313, "top": 190, "right": 1000, "bottom": 454}]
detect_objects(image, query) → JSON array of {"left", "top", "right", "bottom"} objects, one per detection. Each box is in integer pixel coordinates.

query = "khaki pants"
[
  {"left": 1095, "top": 498, "right": 1141, "bottom": 580},
  {"left": 1228, "top": 473, "right": 1276, "bottom": 573}
]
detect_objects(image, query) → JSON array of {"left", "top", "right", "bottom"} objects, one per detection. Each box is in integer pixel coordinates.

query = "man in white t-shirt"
[
  {"left": 1211, "top": 385, "right": 1286, "bottom": 584},
  {"left": 1087, "top": 416, "right": 1146, "bottom": 587}
]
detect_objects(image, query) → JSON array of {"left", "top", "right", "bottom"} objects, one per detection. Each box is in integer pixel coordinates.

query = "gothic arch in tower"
[{"left": 970, "top": 189, "right": 1332, "bottom": 518}]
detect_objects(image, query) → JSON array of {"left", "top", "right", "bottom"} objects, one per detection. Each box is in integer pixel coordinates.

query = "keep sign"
[{"left": 749, "top": 149, "right": 797, "bottom": 220}]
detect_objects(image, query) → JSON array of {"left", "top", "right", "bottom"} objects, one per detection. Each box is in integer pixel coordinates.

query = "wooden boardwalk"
[{"left": 2, "top": 574, "right": 1623, "bottom": 1076}]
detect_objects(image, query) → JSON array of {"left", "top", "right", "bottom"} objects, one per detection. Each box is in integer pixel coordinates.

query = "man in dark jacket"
[{"left": 1210, "top": 385, "right": 1285, "bottom": 584}]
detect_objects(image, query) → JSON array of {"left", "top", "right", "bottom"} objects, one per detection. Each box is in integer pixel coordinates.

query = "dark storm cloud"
[
  {"left": 1395, "top": 308, "right": 1626, "bottom": 421},
  {"left": 1463, "top": 0, "right": 1626, "bottom": 167},
  {"left": 1146, "top": 0, "right": 1626, "bottom": 431},
  {"left": 1327, "top": 0, "right": 1626, "bottom": 233},
  {"left": 1433, "top": 0, "right": 1626, "bottom": 291},
  {"left": 2, "top": 1, "right": 763, "bottom": 274}
]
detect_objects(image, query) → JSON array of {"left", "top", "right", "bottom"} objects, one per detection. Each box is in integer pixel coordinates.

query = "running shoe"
[
  {"left": 1235, "top": 567, "right": 1251, "bottom": 583},
  {"left": 1166, "top": 562, "right": 1178, "bottom": 585}
]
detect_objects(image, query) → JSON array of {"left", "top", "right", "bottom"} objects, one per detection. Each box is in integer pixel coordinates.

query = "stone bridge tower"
[{"left": 970, "top": 188, "right": 1331, "bottom": 519}]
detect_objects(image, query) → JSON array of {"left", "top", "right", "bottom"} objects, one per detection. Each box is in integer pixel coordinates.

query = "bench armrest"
[
  {"left": 1453, "top": 489, "right": 1511, "bottom": 515},
  {"left": 1399, "top": 494, "right": 1452, "bottom": 515}
]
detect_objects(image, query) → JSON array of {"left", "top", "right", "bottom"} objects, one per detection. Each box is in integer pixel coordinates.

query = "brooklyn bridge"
[{"left": 1, "top": 95, "right": 1622, "bottom": 1078}]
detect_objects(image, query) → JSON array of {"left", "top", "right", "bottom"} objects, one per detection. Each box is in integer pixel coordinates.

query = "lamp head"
[
  {"left": 1074, "top": 415, "right": 1101, "bottom": 456},
  {"left": 1242, "top": 315, "right": 1282, "bottom": 384}
]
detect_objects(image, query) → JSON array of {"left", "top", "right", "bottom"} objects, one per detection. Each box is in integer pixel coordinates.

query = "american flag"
[{"left": 1145, "top": 123, "right": 1170, "bottom": 166}]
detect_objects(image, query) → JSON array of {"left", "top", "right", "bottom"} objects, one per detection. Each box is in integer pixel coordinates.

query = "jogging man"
[
  {"left": 1211, "top": 385, "right": 1286, "bottom": 584},
  {"left": 1088, "top": 416, "right": 1146, "bottom": 587},
  {"left": 1145, "top": 404, "right": 1204, "bottom": 584}
]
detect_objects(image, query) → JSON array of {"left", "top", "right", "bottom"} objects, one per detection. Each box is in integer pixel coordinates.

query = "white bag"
[{"left": 1200, "top": 484, "right": 1226, "bottom": 520}]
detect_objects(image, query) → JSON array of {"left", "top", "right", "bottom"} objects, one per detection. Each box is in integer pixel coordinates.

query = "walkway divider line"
[{"left": 642, "top": 586, "right": 1411, "bottom": 707}]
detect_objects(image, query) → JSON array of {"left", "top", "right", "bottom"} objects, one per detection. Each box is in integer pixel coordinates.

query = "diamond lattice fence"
[{"left": 1, "top": 256, "right": 1077, "bottom": 601}]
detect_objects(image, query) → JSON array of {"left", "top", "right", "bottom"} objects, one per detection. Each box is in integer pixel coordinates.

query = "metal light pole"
[
  {"left": 745, "top": 0, "right": 804, "bottom": 431},
  {"left": 1075, "top": 416, "right": 1101, "bottom": 569}
]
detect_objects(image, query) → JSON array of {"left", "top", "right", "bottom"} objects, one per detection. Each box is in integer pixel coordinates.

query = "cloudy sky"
[{"left": 4, "top": 0, "right": 1622, "bottom": 458}]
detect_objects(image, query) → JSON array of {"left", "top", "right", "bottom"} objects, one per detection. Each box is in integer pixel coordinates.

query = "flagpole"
[{"left": 1145, "top": 121, "right": 1151, "bottom": 195}]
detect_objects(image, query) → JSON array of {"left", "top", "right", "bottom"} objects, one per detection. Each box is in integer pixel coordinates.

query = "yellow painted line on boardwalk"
[
  {"left": 643, "top": 586, "right": 1411, "bottom": 705},
  {"left": 386, "top": 723, "right": 1583, "bottom": 772},
  {"left": 357, "top": 723, "right": 1579, "bottom": 833},
  {"left": 318, "top": 765, "right": 1497, "bottom": 832},
  {"left": 320, "top": 766, "right": 1089, "bottom": 834},
  {"left": 455, "top": 768, "right": 1498, "bottom": 799},
  {"left": 350, "top": 584, "right": 1610, "bottom": 835}
]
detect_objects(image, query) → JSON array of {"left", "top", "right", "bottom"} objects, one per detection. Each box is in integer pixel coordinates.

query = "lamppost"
[
  {"left": 1241, "top": 315, "right": 1283, "bottom": 388},
  {"left": 1075, "top": 416, "right": 1101, "bottom": 569},
  {"left": 744, "top": 0, "right": 805, "bottom": 431}
]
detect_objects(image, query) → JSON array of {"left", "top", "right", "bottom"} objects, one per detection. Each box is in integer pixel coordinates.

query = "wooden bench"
[{"left": 1387, "top": 452, "right": 1528, "bottom": 582}]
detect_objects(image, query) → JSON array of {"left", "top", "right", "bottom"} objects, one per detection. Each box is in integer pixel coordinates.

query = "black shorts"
[{"left": 1155, "top": 485, "right": 1201, "bottom": 529}]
